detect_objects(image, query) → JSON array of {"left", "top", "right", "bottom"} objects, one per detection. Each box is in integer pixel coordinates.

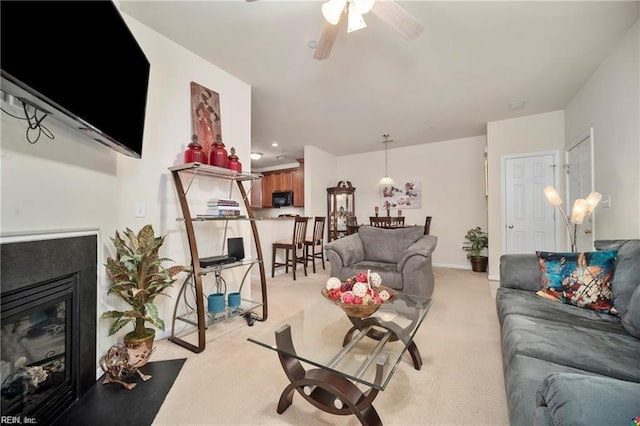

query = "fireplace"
[{"left": 1, "top": 233, "right": 97, "bottom": 424}]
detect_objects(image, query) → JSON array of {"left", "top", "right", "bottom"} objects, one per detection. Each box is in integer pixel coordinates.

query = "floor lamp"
[{"left": 543, "top": 186, "right": 602, "bottom": 252}]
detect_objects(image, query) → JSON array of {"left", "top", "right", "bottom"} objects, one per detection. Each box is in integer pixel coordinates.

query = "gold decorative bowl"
[{"left": 321, "top": 285, "right": 395, "bottom": 318}]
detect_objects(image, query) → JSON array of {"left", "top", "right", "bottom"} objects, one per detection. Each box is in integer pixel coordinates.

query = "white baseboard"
[{"left": 433, "top": 262, "right": 470, "bottom": 270}]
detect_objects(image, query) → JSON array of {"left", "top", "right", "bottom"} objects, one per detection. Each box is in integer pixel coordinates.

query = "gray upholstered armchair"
[{"left": 324, "top": 226, "right": 437, "bottom": 298}]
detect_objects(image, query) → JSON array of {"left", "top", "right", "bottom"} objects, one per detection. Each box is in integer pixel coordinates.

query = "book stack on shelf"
[{"left": 198, "top": 198, "right": 244, "bottom": 218}]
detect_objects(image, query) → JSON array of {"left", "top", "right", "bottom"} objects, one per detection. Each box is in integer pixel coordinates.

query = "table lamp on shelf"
[{"left": 543, "top": 186, "right": 602, "bottom": 252}]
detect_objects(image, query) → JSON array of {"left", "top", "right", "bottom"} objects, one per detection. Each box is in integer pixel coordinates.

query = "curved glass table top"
[{"left": 248, "top": 293, "right": 432, "bottom": 390}]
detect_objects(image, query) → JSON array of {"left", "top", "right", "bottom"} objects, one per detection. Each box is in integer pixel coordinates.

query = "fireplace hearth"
[{"left": 1, "top": 233, "right": 97, "bottom": 424}]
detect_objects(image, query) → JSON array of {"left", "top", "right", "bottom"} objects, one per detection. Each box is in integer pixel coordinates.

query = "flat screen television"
[{"left": 0, "top": 1, "right": 150, "bottom": 158}]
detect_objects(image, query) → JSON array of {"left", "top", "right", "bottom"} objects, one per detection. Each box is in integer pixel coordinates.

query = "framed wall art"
[
  {"left": 380, "top": 180, "right": 422, "bottom": 209},
  {"left": 190, "top": 81, "right": 222, "bottom": 157}
]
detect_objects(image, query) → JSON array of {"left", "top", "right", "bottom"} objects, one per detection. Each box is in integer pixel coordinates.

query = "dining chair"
[
  {"left": 272, "top": 216, "right": 309, "bottom": 280},
  {"left": 304, "top": 216, "right": 326, "bottom": 273},
  {"left": 346, "top": 216, "right": 359, "bottom": 235},
  {"left": 390, "top": 217, "right": 405, "bottom": 227},
  {"left": 424, "top": 216, "right": 432, "bottom": 235},
  {"left": 369, "top": 217, "right": 392, "bottom": 228}
]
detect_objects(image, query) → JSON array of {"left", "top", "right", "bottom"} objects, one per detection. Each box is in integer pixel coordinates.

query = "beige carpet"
[{"left": 151, "top": 267, "right": 508, "bottom": 425}]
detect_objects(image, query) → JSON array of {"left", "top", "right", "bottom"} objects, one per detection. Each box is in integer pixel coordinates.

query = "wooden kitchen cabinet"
[
  {"left": 292, "top": 161, "right": 304, "bottom": 207},
  {"left": 262, "top": 174, "right": 273, "bottom": 207},
  {"left": 251, "top": 177, "right": 263, "bottom": 208},
  {"left": 260, "top": 161, "right": 304, "bottom": 207},
  {"left": 269, "top": 171, "right": 292, "bottom": 192},
  {"left": 280, "top": 171, "right": 293, "bottom": 191}
]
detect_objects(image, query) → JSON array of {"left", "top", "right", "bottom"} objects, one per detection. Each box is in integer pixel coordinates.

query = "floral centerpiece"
[{"left": 322, "top": 270, "right": 394, "bottom": 318}]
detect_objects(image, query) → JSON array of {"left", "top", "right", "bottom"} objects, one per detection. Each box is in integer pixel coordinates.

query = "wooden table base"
[
  {"left": 343, "top": 316, "right": 423, "bottom": 371},
  {"left": 275, "top": 325, "right": 384, "bottom": 426}
]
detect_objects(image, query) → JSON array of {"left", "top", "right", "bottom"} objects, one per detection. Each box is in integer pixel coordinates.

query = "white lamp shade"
[
  {"left": 543, "top": 186, "right": 563, "bottom": 207},
  {"left": 354, "top": 0, "right": 375, "bottom": 14},
  {"left": 585, "top": 191, "right": 603, "bottom": 214},
  {"left": 570, "top": 199, "right": 588, "bottom": 224},
  {"left": 347, "top": 2, "right": 367, "bottom": 32},
  {"left": 378, "top": 176, "right": 395, "bottom": 186},
  {"left": 322, "top": 0, "right": 346, "bottom": 25}
]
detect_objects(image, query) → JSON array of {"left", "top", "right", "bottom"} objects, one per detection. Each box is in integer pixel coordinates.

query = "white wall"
[
  {"left": 331, "top": 136, "right": 488, "bottom": 269},
  {"left": 304, "top": 145, "right": 339, "bottom": 218},
  {"left": 564, "top": 20, "right": 640, "bottom": 239},
  {"left": 1, "top": 14, "right": 252, "bottom": 362},
  {"left": 487, "top": 110, "right": 565, "bottom": 279}
]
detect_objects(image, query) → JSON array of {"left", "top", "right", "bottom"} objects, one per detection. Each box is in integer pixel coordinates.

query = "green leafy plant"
[
  {"left": 102, "top": 224, "right": 184, "bottom": 340},
  {"left": 462, "top": 226, "right": 488, "bottom": 259}
]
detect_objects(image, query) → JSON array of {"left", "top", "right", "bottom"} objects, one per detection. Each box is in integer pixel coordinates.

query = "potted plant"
[
  {"left": 463, "top": 226, "right": 489, "bottom": 272},
  {"left": 102, "top": 224, "right": 184, "bottom": 351}
]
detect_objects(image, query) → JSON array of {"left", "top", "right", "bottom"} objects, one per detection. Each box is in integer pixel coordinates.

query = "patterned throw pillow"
[{"left": 536, "top": 250, "right": 618, "bottom": 313}]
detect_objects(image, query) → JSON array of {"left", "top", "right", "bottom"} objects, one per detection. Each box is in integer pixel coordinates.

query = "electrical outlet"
[
  {"left": 135, "top": 202, "right": 146, "bottom": 217},
  {"left": 601, "top": 195, "right": 611, "bottom": 208}
]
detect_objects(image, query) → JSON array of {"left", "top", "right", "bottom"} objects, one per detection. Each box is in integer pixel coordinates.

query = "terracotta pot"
[{"left": 469, "top": 256, "right": 488, "bottom": 272}]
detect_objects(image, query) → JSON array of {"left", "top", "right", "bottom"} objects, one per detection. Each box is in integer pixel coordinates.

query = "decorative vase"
[
  {"left": 184, "top": 134, "right": 207, "bottom": 164},
  {"left": 209, "top": 135, "right": 228, "bottom": 168},
  {"left": 123, "top": 328, "right": 155, "bottom": 368},
  {"left": 227, "top": 147, "right": 242, "bottom": 172}
]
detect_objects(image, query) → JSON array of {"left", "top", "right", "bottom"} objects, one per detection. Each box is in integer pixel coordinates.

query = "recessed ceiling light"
[
  {"left": 509, "top": 101, "right": 527, "bottom": 110},
  {"left": 271, "top": 142, "right": 279, "bottom": 147},
  {"left": 250, "top": 152, "right": 263, "bottom": 160}
]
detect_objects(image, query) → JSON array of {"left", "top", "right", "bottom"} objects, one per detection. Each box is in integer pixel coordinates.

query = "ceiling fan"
[{"left": 314, "top": 0, "right": 424, "bottom": 60}]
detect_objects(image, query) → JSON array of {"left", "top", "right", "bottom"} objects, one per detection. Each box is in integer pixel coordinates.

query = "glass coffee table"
[{"left": 248, "top": 292, "right": 433, "bottom": 425}]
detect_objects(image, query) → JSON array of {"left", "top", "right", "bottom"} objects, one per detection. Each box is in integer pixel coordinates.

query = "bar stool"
[
  {"left": 304, "top": 216, "right": 326, "bottom": 273},
  {"left": 272, "top": 216, "right": 309, "bottom": 280}
]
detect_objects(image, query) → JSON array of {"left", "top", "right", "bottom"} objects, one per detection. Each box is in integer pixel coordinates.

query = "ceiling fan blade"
[
  {"left": 313, "top": 20, "right": 341, "bottom": 60},
  {"left": 371, "top": 0, "right": 424, "bottom": 41}
]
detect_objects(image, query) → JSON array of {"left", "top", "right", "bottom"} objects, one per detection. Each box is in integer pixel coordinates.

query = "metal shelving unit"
[{"left": 168, "top": 162, "right": 267, "bottom": 353}]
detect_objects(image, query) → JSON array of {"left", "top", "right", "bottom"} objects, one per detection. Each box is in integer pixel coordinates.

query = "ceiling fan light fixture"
[
  {"left": 347, "top": 2, "right": 367, "bottom": 33},
  {"left": 322, "top": 0, "right": 346, "bottom": 25},
  {"left": 354, "top": 0, "right": 375, "bottom": 15}
]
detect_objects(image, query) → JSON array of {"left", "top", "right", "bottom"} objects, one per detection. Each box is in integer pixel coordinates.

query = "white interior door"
[
  {"left": 567, "top": 129, "right": 595, "bottom": 251},
  {"left": 504, "top": 153, "right": 557, "bottom": 253}
]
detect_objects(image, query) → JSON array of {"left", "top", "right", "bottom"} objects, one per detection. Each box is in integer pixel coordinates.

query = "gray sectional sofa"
[
  {"left": 496, "top": 239, "right": 640, "bottom": 426},
  {"left": 324, "top": 226, "right": 437, "bottom": 298}
]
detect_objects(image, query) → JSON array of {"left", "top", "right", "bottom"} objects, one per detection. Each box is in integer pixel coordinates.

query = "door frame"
[
  {"left": 566, "top": 127, "right": 596, "bottom": 250},
  {"left": 501, "top": 150, "right": 562, "bottom": 254}
]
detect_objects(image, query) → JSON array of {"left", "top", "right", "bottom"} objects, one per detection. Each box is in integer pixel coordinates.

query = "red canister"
[
  {"left": 184, "top": 135, "right": 207, "bottom": 164},
  {"left": 227, "top": 147, "right": 242, "bottom": 172},
  {"left": 209, "top": 135, "right": 228, "bottom": 168}
]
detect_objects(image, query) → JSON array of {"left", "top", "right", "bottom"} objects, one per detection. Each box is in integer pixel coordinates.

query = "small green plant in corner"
[
  {"left": 463, "top": 226, "right": 489, "bottom": 272},
  {"left": 102, "top": 224, "right": 184, "bottom": 347}
]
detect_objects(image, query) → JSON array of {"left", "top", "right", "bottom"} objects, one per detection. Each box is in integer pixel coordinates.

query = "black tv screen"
[{"left": 1, "top": 1, "right": 150, "bottom": 158}]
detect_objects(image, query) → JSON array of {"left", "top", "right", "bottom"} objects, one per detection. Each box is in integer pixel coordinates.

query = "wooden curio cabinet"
[{"left": 327, "top": 181, "right": 356, "bottom": 242}]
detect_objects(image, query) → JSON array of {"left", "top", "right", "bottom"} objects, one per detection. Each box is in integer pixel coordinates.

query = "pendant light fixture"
[{"left": 378, "top": 134, "right": 394, "bottom": 186}]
